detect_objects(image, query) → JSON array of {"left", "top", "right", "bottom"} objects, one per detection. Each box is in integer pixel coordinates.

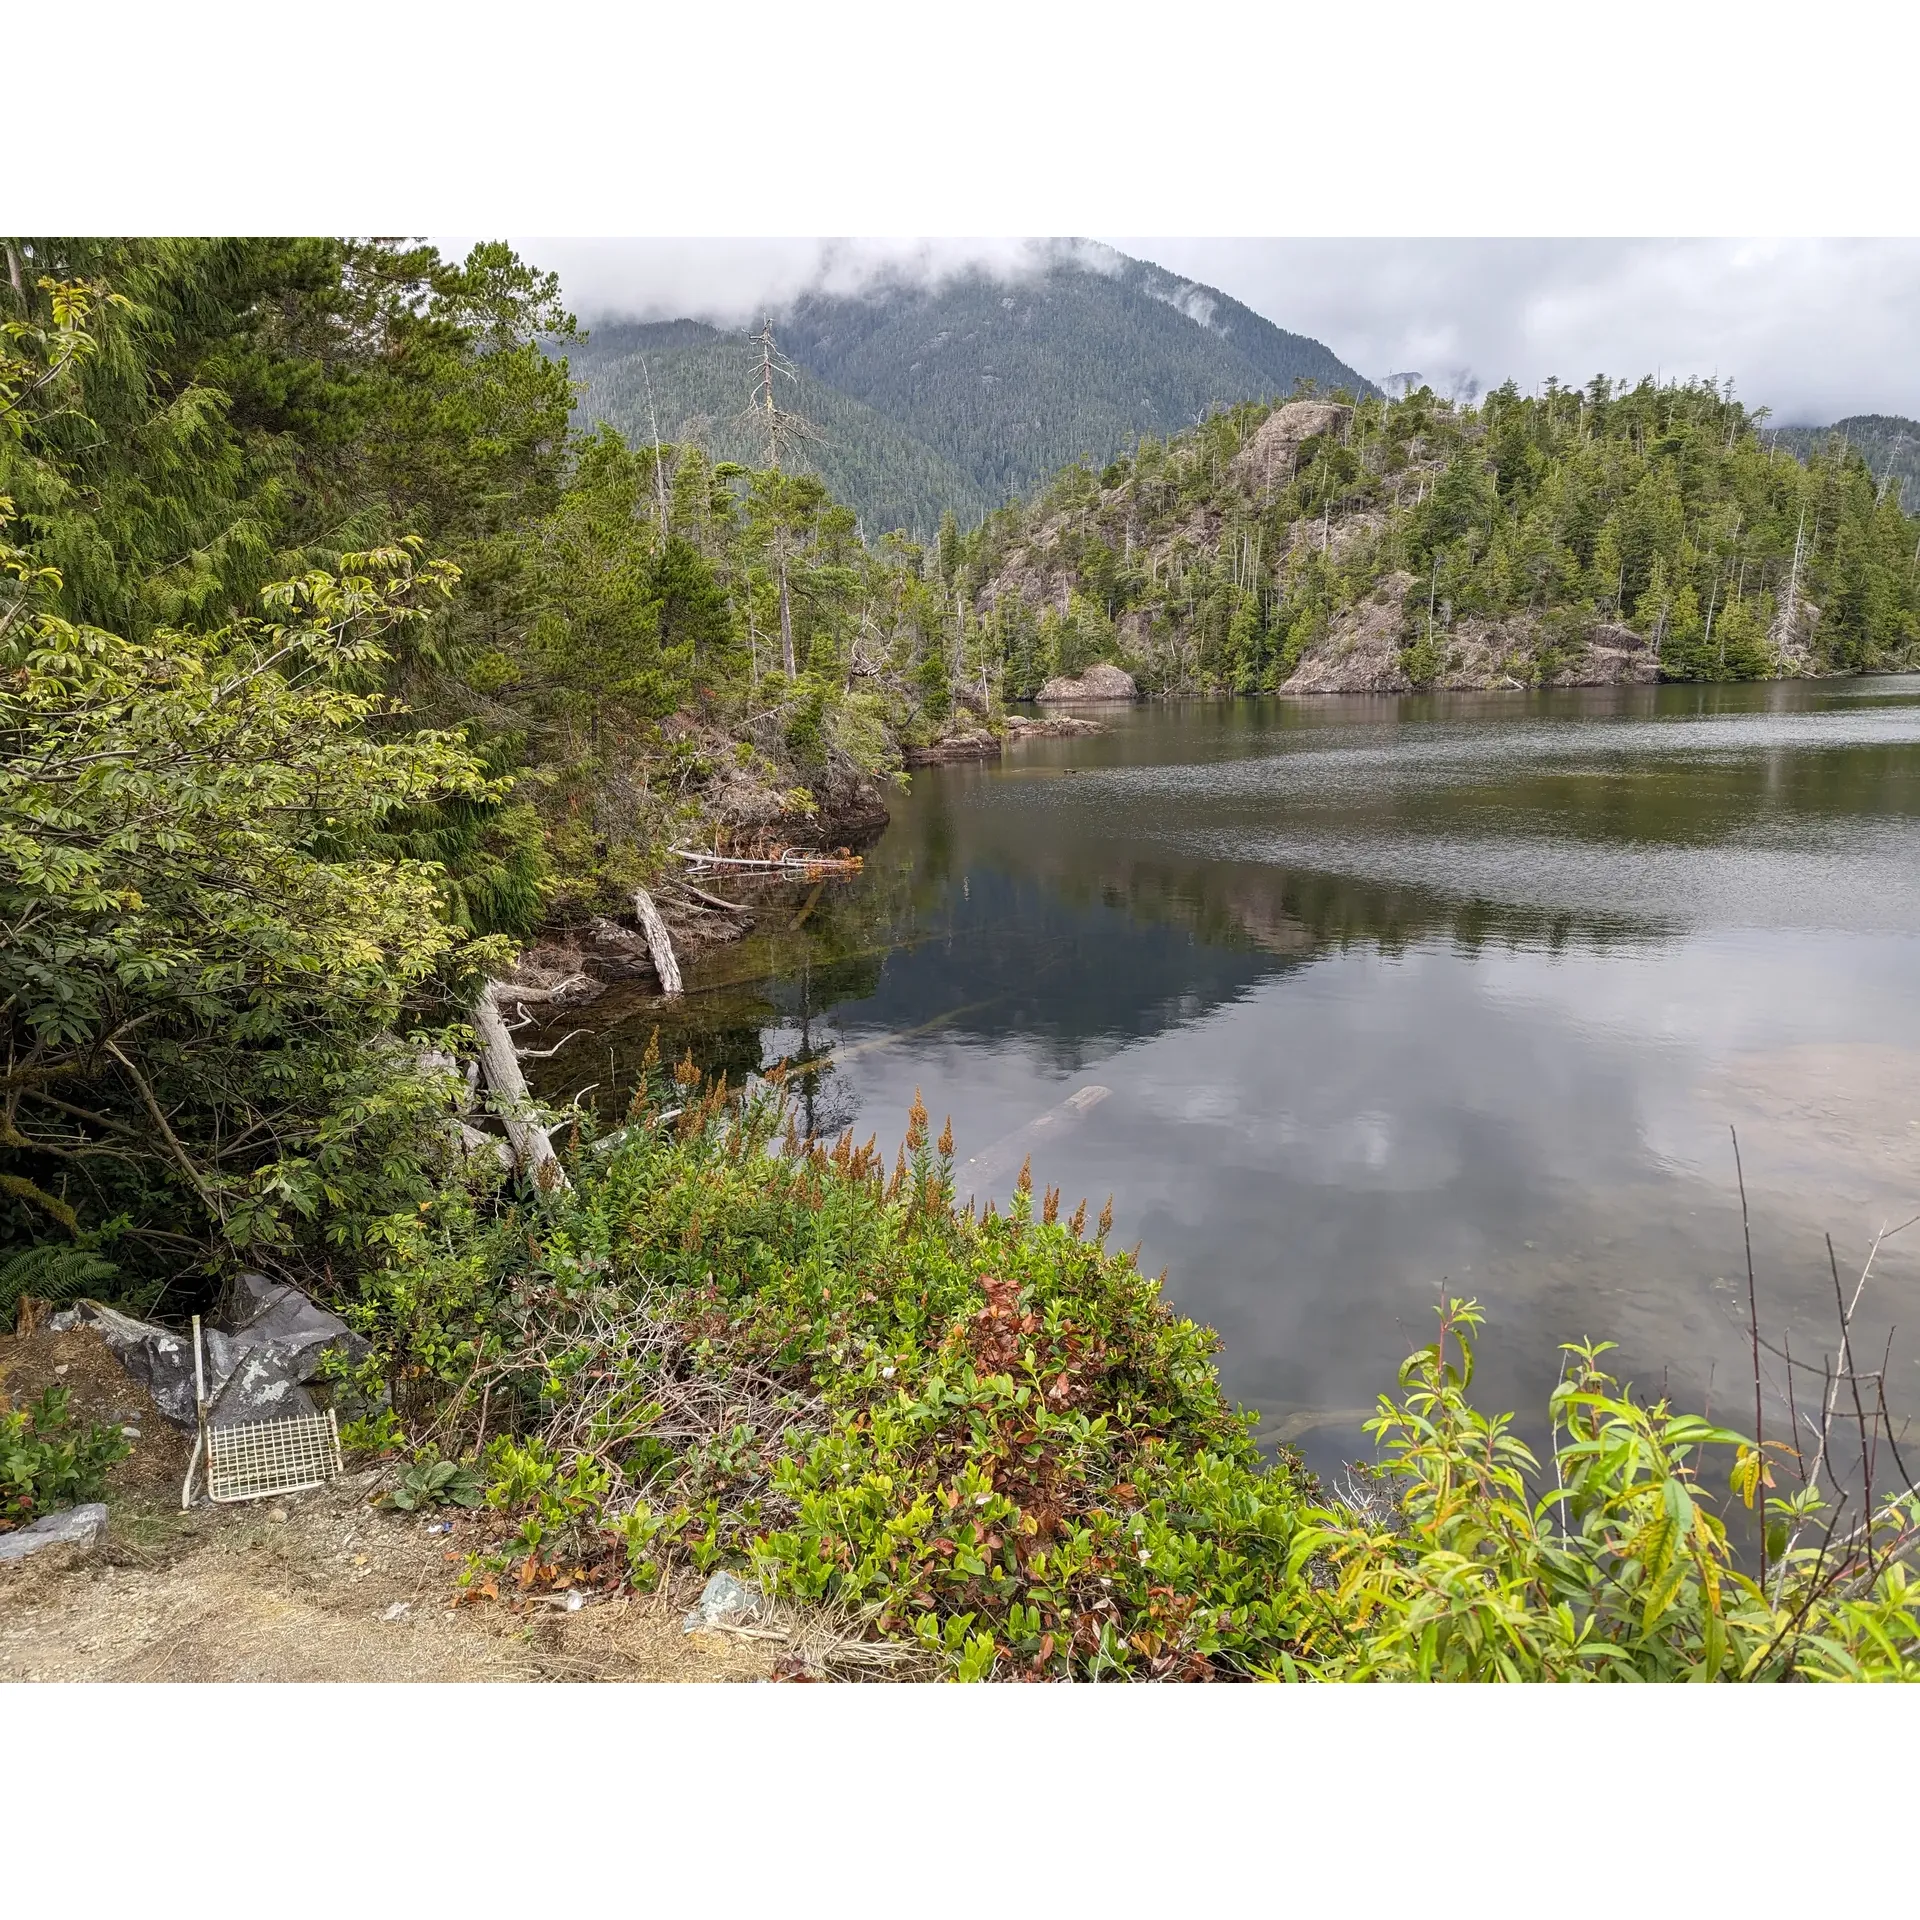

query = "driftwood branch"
[
  {"left": 671, "top": 879, "right": 752, "bottom": 914},
  {"left": 670, "top": 845, "right": 862, "bottom": 875},
  {"left": 633, "top": 888, "right": 683, "bottom": 996},
  {"left": 106, "top": 1040, "right": 223, "bottom": 1221},
  {"left": 484, "top": 973, "right": 588, "bottom": 1008},
  {"left": 514, "top": 1029, "right": 586, "bottom": 1061},
  {"left": 470, "top": 989, "right": 568, "bottom": 1192}
]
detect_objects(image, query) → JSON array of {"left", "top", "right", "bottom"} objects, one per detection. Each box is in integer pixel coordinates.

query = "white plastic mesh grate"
[{"left": 205, "top": 1408, "right": 343, "bottom": 1503}]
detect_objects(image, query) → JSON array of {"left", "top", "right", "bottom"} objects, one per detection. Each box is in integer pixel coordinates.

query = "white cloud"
[
  {"left": 483, "top": 236, "right": 1099, "bottom": 328},
  {"left": 1106, "top": 238, "right": 1920, "bottom": 424},
  {"left": 453, "top": 236, "right": 1920, "bottom": 426}
]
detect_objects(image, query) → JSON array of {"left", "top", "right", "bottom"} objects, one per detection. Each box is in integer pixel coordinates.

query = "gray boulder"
[
  {"left": 0, "top": 1503, "right": 107, "bottom": 1564},
  {"left": 1035, "top": 662, "right": 1138, "bottom": 703}
]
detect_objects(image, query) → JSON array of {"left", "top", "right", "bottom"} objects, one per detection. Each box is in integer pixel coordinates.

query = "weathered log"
[
  {"left": 484, "top": 973, "right": 588, "bottom": 1008},
  {"left": 470, "top": 989, "right": 568, "bottom": 1191},
  {"left": 670, "top": 846, "right": 863, "bottom": 875},
  {"left": 633, "top": 888, "right": 683, "bottom": 996},
  {"left": 453, "top": 1120, "right": 515, "bottom": 1174},
  {"left": 671, "top": 878, "right": 752, "bottom": 914}
]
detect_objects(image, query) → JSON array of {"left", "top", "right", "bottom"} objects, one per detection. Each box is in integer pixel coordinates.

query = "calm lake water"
[{"left": 542, "top": 679, "right": 1920, "bottom": 1476}]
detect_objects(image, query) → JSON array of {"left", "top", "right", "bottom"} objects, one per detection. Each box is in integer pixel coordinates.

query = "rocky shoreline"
[
  {"left": 1278, "top": 579, "right": 1662, "bottom": 696},
  {"left": 902, "top": 713, "right": 1109, "bottom": 766}
]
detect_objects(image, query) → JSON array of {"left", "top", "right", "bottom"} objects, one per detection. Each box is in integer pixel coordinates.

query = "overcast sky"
[{"left": 508, "top": 237, "right": 1920, "bottom": 427}]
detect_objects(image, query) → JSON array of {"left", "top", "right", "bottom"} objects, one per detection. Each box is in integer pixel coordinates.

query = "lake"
[{"left": 541, "top": 678, "right": 1920, "bottom": 1478}]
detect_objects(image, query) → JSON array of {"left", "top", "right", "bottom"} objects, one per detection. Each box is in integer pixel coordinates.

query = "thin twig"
[
  {"left": 1731, "top": 1128, "right": 1766, "bottom": 1586},
  {"left": 105, "top": 1041, "right": 223, "bottom": 1221},
  {"left": 1829, "top": 1233, "right": 1874, "bottom": 1521}
]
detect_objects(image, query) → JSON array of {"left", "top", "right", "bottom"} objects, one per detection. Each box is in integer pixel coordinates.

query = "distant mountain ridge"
[
  {"left": 564, "top": 319, "right": 995, "bottom": 537},
  {"left": 562, "top": 243, "right": 1376, "bottom": 538},
  {"left": 1768, "top": 414, "right": 1920, "bottom": 512}
]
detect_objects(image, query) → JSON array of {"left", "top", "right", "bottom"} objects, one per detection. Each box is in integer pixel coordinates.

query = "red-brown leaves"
[{"left": 966, "top": 1274, "right": 1037, "bottom": 1376}]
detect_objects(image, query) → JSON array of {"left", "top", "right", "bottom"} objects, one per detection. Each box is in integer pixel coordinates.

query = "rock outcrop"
[
  {"left": 903, "top": 728, "right": 1002, "bottom": 766},
  {"left": 1005, "top": 713, "right": 1105, "bottom": 739},
  {"left": 1229, "top": 400, "right": 1354, "bottom": 496},
  {"left": 1279, "top": 574, "right": 1662, "bottom": 695},
  {"left": 1036, "top": 663, "right": 1138, "bottom": 703},
  {"left": 1280, "top": 577, "right": 1414, "bottom": 694}
]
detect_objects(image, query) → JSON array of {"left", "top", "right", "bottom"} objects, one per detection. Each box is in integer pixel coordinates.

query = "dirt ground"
[{"left": 0, "top": 1324, "right": 792, "bottom": 1683}]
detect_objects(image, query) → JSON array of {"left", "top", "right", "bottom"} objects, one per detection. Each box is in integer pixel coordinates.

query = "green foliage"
[
  {"left": 0, "top": 1240, "right": 119, "bottom": 1318},
  {"left": 0, "top": 528, "right": 497, "bottom": 1296},
  {"left": 1, "top": 238, "right": 575, "bottom": 642},
  {"left": 481, "top": 1434, "right": 611, "bottom": 1564},
  {"left": 1293, "top": 1299, "right": 1920, "bottom": 1682},
  {"left": 2, "top": 235, "right": 582, "bottom": 936},
  {"left": 385, "top": 1455, "right": 485, "bottom": 1511},
  {"left": 1, "top": 1385, "right": 130, "bottom": 1528}
]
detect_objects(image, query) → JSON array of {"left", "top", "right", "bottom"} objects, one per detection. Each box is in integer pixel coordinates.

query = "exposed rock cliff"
[{"left": 1036, "top": 663, "right": 1139, "bottom": 702}]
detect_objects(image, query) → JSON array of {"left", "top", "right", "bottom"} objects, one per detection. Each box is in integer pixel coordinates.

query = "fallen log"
[
  {"left": 671, "top": 878, "right": 752, "bottom": 914},
  {"left": 670, "top": 846, "right": 863, "bottom": 876},
  {"left": 485, "top": 973, "right": 588, "bottom": 1008},
  {"left": 453, "top": 1120, "right": 515, "bottom": 1175},
  {"left": 959, "top": 1084, "right": 1112, "bottom": 1198},
  {"left": 633, "top": 887, "right": 683, "bottom": 996},
  {"left": 470, "top": 988, "right": 568, "bottom": 1191}
]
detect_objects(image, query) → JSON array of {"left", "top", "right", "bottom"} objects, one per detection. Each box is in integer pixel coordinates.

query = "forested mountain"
[
  {"left": 782, "top": 247, "right": 1376, "bottom": 505},
  {"left": 1769, "top": 415, "right": 1919, "bottom": 513},
  {"left": 564, "top": 320, "right": 995, "bottom": 537},
  {"left": 564, "top": 244, "right": 1374, "bottom": 538},
  {"left": 943, "top": 378, "right": 1920, "bottom": 698}
]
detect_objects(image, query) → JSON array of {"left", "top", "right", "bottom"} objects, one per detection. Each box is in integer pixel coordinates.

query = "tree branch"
[
  {"left": 0, "top": 1171, "right": 79, "bottom": 1235},
  {"left": 105, "top": 1040, "right": 224, "bottom": 1222}
]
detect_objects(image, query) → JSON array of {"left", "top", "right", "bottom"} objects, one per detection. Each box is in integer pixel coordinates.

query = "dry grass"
[{"left": 0, "top": 1470, "right": 795, "bottom": 1683}]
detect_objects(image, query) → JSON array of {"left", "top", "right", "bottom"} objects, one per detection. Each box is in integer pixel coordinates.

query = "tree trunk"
[
  {"left": 470, "top": 989, "right": 568, "bottom": 1190},
  {"left": 778, "top": 544, "right": 797, "bottom": 679},
  {"left": 633, "top": 888, "right": 683, "bottom": 995}
]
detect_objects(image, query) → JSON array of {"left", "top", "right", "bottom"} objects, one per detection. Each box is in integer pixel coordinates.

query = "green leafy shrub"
[
  {"left": 346, "top": 1072, "right": 1920, "bottom": 1681},
  {"left": 481, "top": 1435, "right": 611, "bottom": 1564},
  {"left": 1289, "top": 1298, "right": 1920, "bottom": 1682},
  {"left": 378, "top": 1075, "right": 1320, "bottom": 1675},
  {"left": 385, "top": 1457, "right": 485, "bottom": 1511},
  {"left": 1, "top": 1386, "right": 131, "bottom": 1529}
]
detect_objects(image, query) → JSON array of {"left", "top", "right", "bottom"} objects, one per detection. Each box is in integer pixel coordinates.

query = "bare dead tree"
[
  {"left": 639, "top": 354, "right": 670, "bottom": 532},
  {"left": 735, "top": 318, "right": 823, "bottom": 679}
]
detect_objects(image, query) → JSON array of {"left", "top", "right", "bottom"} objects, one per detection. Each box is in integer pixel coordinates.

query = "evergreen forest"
[{"left": 955, "top": 378, "right": 1920, "bottom": 697}]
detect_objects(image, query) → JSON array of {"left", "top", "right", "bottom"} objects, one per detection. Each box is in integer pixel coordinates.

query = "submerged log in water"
[{"left": 959, "top": 1084, "right": 1112, "bottom": 1197}]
